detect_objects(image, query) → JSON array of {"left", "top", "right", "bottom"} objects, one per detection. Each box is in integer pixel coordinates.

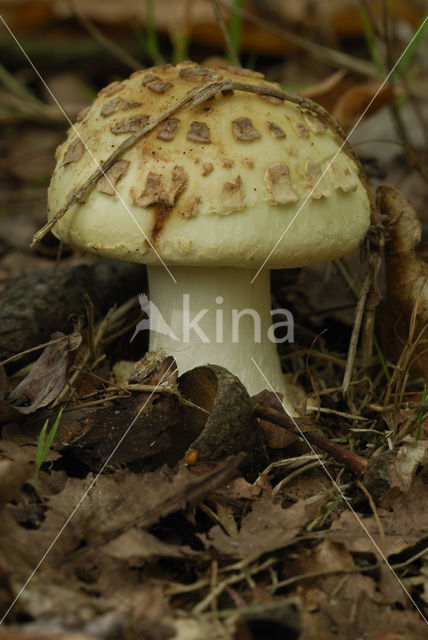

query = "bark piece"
[{"left": 0, "top": 261, "right": 146, "bottom": 373}]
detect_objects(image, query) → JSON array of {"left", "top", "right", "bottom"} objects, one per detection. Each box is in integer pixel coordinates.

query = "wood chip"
[{"left": 232, "top": 117, "right": 261, "bottom": 142}]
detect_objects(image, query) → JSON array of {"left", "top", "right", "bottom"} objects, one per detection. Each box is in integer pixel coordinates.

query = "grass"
[
  {"left": 227, "top": 0, "right": 245, "bottom": 63},
  {"left": 373, "top": 335, "right": 391, "bottom": 383},
  {"left": 130, "top": 0, "right": 165, "bottom": 66},
  {"left": 33, "top": 407, "right": 63, "bottom": 480},
  {"left": 416, "top": 384, "right": 427, "bottom": 441}
]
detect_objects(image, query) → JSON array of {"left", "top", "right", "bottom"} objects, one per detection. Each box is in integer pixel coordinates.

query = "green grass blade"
[
  {"left": 359, "top": 5, "right": 385, "bottom": 76},
  {"left": 416, "top": 384, "right": 427, "bottom": 441},
  {"left": 33, "top": 407, "right": 63, "bottom": 481},
  {"left": 227, "top": 0, "right": 244, "bottom": 63},
  {"left": 144, "top": 0, "right": 164, "bottom": 65},
  {"left": 395, "top": 16, "right": 428, "bottom": 74},
  {"left": 373, "top": 335, "right": 391, "bottom": 382}
]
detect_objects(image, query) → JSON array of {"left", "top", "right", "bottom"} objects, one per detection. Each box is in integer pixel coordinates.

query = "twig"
[
  {"left": 357, "top": 479, "right": 386, "bottom": 550},
  {"left": 209, "top": 0, "right": 240, "bottom": 66},
  {"left": 342, "top": 268, "right": 371, "bottom": 393},
  {"left": 254, "top": 403, "right": 368, "bottom": 475},
  {"left": 0, "top": 336, "right": 69, "bottom": 367}
]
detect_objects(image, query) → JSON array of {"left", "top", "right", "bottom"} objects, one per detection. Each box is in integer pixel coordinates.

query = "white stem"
[{"left": 146, "top": 265, "right": 295, "bottom": 415}]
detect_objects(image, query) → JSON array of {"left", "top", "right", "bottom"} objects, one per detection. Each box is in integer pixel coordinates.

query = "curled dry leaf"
[
  {"left": 179, "top": 364, "right": 267, "bottom": 470},
  {"left": 8, "top": 330, "right": 82, "bottom": 414},
  {"left": 332, "top": 81, "right": 395, "bottom": 132},
  {"left": 377, "top": 186, "right": 428, "bottom": 378}
]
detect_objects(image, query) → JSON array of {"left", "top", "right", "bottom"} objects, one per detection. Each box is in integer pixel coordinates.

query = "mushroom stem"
[{"left": 146, "top": 265, "right": 295, "bottom": 415}]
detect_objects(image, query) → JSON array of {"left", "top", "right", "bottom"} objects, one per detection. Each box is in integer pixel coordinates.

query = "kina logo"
[{"left": 130, "top": 294, "right": 179, "bottom": 342}]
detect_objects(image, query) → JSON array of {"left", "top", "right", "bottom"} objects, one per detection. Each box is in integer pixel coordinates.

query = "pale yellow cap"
[{"left": 48, "top": 61, "right": 372, "bottom": 268}]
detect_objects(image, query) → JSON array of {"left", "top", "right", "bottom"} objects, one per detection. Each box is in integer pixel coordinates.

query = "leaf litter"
[{"left": 1, "top": 4, "right": 428, "bottom": 638}]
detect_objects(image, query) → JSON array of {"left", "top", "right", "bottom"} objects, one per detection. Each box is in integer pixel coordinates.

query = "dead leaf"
[
  {"left": 100, "top": 527, "right": 198, "bottom": 563},
  {"left": 332, "top": 81, "right": 396, "bottom": 132},
  {"left": 377, "top": 186, "right": 428, "bottom": 378},
  {"left": 0, "top": 457, "right": 30, "bottom": 508},
  {"left": 180, "top": 365, "right": 267, "bottom": 469},
  {"left": 328, "top": 475, "right": 428, "bottom": 557},
  {"left": 202, "top": 497, "right": 307, "bottom": 560},
  {"left": 9, "top": 330, "right": 82, "bottom": 413}
]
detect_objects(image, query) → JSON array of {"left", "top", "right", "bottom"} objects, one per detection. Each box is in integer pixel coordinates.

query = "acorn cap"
[{"left": 48, "top": 61, "right": 372, "bottom": 268}]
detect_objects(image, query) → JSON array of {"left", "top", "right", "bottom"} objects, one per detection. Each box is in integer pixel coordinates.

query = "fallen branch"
[{"left": 253, "top": 400, "right": 367, "bottom": 476}]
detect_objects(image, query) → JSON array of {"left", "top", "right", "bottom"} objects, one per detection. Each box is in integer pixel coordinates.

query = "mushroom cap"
[{"left": 48, "top": 61, "right": 372, "bottom": 268}]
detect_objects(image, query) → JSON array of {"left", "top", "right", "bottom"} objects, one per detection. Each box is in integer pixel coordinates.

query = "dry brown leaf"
[
  {"left": 328, "top": 475, "right": 428, "bottom": 557},
  {"left": 0, "top": 457, "right": 30, "bottom": 508},
  {"left": 100, "top": 527, "right": 198, "bottom": 563},
  {"left": 202, "top": 497, "right": 307, "bottom": 559},
  {"left": 377, "top": 186, "right": 428, "bottom": 378},
  {"left": 332, "top": 81, "right": 395, "bottom": 132},
  {"left": 9, "top": 330, "right": 82, "bottom": 413}
]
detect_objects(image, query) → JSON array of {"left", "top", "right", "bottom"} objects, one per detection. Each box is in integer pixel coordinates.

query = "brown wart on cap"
[
  {"left": 232, "top": 117, "right": 261, "bottom": 141},
  {"left": 264, "top": 163, "right": 298, "bottom": 205},
  {"left": 147, "top": 80, "right": 173, "bottom": 94},
  {"left": 141, "top": 73, "right": 161, "bottom": 85},
  {"left": 62, "top": 138, "right": 85, "bottom": 165},
  {"left": 96, "top": 160, "right": 130, "bottom": 195},
  {"left": 267, "top": 121, "right": 286, "bottom": 139},
  {"left": 186, "top": 121, "right": 211, "bottom": 143},
  {"left": 98, "top": 81, "right": 124, "bottom": 97},
  {"left": 304, "top": 161, "right": 331, "bottom": 199},
  {"left": 202, "top": 162, "right": 214, "bottom": 176},
  {"left": 330, "top": 162, "right": 358, "bottom": 192},
  {"left": 157, "top": 118, "right": 180, "bottom": 141},
  {"left": 47, "top": 61, "right": 373, "bottom": 416},
  {"left": 220, "top": 175, "right": 245, "bottom": 214},
  {"left": 111, "top": 115, "right": 149, "bottom": 134},
  {"left": 292, "top": 122, "right": 310, "bottom": 138},
  {"left": 101, "top": 98, "right": 142, "bottom": 117}
]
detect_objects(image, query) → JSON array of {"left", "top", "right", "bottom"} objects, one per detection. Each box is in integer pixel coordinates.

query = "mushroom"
[{"left": 47, "top": 61, "right": 372, "bottom": 415}]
